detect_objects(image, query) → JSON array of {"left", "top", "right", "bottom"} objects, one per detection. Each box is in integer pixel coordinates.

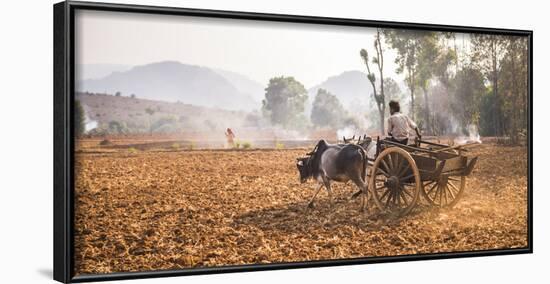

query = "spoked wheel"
[
  {"left": 421, "top": 175, "right": 465, "bottom": 208},
  {"left": 369, "top": 147, "right": 421, "bottom": 216}
]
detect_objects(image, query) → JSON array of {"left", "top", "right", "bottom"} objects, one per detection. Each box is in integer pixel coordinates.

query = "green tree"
[
  {"left": 384, "top": 29, "right": 427, "bottom": 120},
  {"left": 431, "top": 39, "right": 458, "bottom": 134},
  {"left": 74, "top": 100, "right": 86, "bottom": 137},
  {"left": 470, "top": 34, "right": 507, "bottom": 136},
  {"left": 262, "top": 76, "right": 308, "bottom": 128},
  {"left": 310, "top": 88, "right": 346, "bottom": 129},
  {"left": 498, "top": 36, "right": 529, "bottom": 143},
  {"left": 479, "top": 89, "right": 498, "bottom": 136},
  {"left": 433, "top": 41, "right": 457, "bottom": 89},
  {"left": 151, "top": 115, "right": 179, "bottom": 133},
  {"left": 451, "top": 67, "right": 486, "bottom": 128},
  {"left": 385, "top": 31, "right": 454, "bottom": 134},
  {"left": 108, "top": 120, "right": 128, "bottom": 134},
  {"left": 383, "top": 78, "right": 404, "bottom": 103},
  {"left": 415, "top": 33, "right": 440, "bottom": 134}
]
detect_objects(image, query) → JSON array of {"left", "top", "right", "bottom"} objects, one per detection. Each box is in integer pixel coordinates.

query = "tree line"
[
  {"left": 260, "top": 30, "right": 528, "bottom": 144},
  {"left": 360, "top": 29, "right": 529, "bottom": 143},
  {"left": 261, "top": 77, "right": 363, "bottom": 131}
]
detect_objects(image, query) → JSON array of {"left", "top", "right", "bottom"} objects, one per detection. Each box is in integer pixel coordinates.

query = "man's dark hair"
[{"left": 389, "top": 100, "right": 400, "bottom": 113}]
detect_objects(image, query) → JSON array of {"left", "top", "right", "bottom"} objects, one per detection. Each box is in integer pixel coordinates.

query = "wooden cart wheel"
[
  {"left": 369, "top": 147, "right": 421, "bottom": 216},
  {"left": 421, "top": 175, "right": 465, "bottom": 208}
]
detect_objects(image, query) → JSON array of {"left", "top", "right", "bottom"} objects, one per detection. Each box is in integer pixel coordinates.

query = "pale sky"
[{"left": 75, "top": 9, "right": 403, "bottom": 88}]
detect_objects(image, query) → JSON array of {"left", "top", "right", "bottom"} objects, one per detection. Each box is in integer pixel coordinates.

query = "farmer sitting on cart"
[{"left": 387, "top": 100, "right": 421, "bottom": 145}]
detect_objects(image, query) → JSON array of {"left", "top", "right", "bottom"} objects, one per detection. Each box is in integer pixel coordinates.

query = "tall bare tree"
[{"left": 360, "top": 29, "right": 386, "bottom": 135}]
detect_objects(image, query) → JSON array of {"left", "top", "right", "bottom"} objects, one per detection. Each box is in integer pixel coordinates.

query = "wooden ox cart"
[{"left": 366, "top": 138, "right": 479, "bottom": 216}]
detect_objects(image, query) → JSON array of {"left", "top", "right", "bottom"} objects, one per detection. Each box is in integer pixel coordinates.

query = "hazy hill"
[
  {"left": 308, "top": 70, "right": 373, "bottom": 108},
  {"left": 77, "top": 61, "right": 260, "bottom": 112},
  {"left": 77, "top": 64, "right": 132, "bottom": 81},
  {"left": 214, "top": 68, "right": 266, "bottom": 102}
]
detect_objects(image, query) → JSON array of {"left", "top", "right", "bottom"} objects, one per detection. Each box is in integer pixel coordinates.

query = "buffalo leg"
[
  {"left": 322, "top": 176, "right": 333, "bottom": 206},
  {"left": 351, "top": 178, "right": 368, "bottom": 211},
  {"left": 308, "top": 183, "right": 324, "bottom": 208},
  {"left": 361, "top": 183, "right": 368, "bottom": 211}
]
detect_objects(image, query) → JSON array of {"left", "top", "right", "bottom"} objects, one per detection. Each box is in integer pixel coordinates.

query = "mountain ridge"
[{"left": 77, "top": 61, "right": 261, "bottom": 111}]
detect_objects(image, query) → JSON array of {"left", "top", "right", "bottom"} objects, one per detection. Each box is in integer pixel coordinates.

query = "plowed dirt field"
[{"left": 74, "top": 143, "right": 528, "bottom": 275}]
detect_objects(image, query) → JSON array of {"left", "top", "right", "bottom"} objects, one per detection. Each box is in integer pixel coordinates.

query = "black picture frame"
[{"left": 53, "top": 1, "right": 533, "bottom": 283}]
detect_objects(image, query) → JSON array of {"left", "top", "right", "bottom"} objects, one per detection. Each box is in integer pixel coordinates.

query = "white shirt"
[{"left": 387, "top": 112, "right": 417, "bottom": 140}]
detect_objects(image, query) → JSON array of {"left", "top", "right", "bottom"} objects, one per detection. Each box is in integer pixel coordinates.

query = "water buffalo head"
[
  {"left": 296, "top": 156, "right": 311, "bottom": 183},
  {"left": 357, "top": 135, "right": 372, "bottom": 149}
]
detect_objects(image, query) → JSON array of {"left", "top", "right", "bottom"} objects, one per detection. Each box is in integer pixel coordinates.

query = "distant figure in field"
[
  {"left": 387, "top": 100, "right": 421, "bottom": 145},
  {"left": 225, "top": 128, "right": 235, "bottom": 148}
]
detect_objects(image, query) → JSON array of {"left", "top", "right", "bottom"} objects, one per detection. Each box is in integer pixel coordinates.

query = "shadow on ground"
[{"left": 231, "top": 193, "right": 430, "bottom": 234}]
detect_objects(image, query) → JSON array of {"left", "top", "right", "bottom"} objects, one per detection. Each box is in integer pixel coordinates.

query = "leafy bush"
[
  {"left": 108, "top": 120, "right": 129, "bottom": 134},
  {"left": 275, "top": 142, "right": 285, "bottom": 149},
  {"left": 242, "top": 141, "right": 252, "bottom": 149},
  {"left": 151, "top": 115, "right": 180, "bottom": 133}
]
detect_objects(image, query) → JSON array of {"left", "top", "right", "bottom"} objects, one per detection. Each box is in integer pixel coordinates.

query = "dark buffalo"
[{"left": 296, "top": 139, "right": 369, "bottom": 209}]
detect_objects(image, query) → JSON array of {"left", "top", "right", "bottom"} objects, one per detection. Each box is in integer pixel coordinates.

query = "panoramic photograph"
[{"left": 73, "top": 9, "right": 529, "bottom": 275}]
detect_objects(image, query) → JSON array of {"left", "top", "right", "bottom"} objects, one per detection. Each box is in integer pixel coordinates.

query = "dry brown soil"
[{"left": 74, "top": 142, "right": 528, "bottom": 275}]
